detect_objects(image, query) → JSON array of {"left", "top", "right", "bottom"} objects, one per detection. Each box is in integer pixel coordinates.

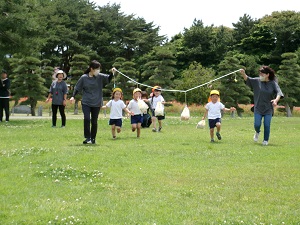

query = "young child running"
[
  {"left": 127, "top": 88, "right": 143, "bottom": 138},
  {"left": 202, "top": 90, "right": 236, "bottom": 142},
  {"left": 103, "top": 88, "right": 132, "bottom": 139},
  {"left": 148, "top": 86, "right": 165, "bottom": 132}
]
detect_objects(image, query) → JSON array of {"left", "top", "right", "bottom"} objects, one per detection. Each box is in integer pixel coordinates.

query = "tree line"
[{"left": 1, "top": 0, "right": 300, "bottom": 116}]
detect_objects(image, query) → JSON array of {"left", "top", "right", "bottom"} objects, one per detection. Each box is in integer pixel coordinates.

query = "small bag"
[
  {"left": 155, "top": 102, "right": 164, "bottom": 116},
  {"left": 196, "top": 119, "right": 206, "bottom": 129},
  {"left": 180, "top": 105, "right": 190, "bottom": 120},
  {"left": 138, "top": 99, "right": 149, "bottom": 114}
]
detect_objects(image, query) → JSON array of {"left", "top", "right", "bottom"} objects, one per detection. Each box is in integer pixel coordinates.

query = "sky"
[{"left": 94, "top": 0, "right": 300, "bottom": 39}]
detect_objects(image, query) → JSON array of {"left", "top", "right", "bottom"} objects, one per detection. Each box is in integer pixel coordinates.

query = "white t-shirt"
[
  {"left": 148, "top": 95, "right": 165, "bottom": 109},
  {"left": 127, "top": 99, "right": 142, "bottom": 115},
  {"left": 205, "top": 101, "right": 225, "bottom": 119},
  {"left": 106, "top": 99, "right": 126, "bottom": 119}
]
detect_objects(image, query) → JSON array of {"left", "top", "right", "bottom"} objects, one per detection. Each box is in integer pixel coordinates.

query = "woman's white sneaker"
[
  {"left": 262, "top": 140, "right": 268, "bottom": 146},
  {"left": 253, "top": 132, "right": 259, "bottom": 142}
]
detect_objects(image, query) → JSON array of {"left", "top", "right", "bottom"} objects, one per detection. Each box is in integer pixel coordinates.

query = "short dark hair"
[
  {"left": 84, "top": 60, "right": 101, "bottom": 74},
  {"left": 1, "top": 69, "right": 7, "bottom": 74}
]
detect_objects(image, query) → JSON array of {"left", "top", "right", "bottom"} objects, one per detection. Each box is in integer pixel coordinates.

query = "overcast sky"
[{"left": 94, "top": 0, "right": 300, "bottom": 38}]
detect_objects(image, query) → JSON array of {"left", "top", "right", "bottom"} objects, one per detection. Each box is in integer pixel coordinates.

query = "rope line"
[{"left": 115, "top": 69, "right": 240, "bottom": 93}]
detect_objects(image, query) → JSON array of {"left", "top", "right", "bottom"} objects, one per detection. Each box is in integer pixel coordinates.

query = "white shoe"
[
  {"left": 262, "top": 140, "right": 268, "bottom": 146},
  {"left": 253, "top": 132, "right": 259, "bottom": 142}
]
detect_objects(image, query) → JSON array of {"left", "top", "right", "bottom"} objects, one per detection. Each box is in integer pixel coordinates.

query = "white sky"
[{"left": 94, "top": 0, "right": 300, "bottom": 39}]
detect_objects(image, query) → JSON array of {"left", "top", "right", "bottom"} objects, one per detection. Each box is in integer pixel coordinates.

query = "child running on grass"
[
  {"left": 103, "top": 88, "right": 132, "bottom": 139},
  {"left": 202, "top": 90, "right": 236, "bottom": 142},
  {"left": 127, "top": 88, "right": 143, "bottom": 138},
  {"left": 148, "top": 86, "right": 165, "bottom": 132}
]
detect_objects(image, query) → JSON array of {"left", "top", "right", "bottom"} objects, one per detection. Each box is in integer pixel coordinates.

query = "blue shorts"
[
  {"left": 109, "top": 118, "right": 122, "bottom": 127},
  {"left": 131, "top": 114, "right": 143, "bottom": 124},
  {"left": 208, "top": 118, "right": 221, "bottom": 129}
]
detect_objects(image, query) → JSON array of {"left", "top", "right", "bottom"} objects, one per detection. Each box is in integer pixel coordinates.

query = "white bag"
[
  {"left": 181, "top": 105, "right": 190, "bottom": 120},
  {"left": 196, "top": 119, "right": 206, "bottom": 129},
  {"left": 138, "top": 99, "right": 149, "bottom": 114},
  {"left": 155, "top": 102, "right": 164, "bottom": 116}
]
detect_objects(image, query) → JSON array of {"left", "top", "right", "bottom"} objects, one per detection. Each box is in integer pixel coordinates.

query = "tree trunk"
[
  {"left": 74, "top": 100, "right": 79, "bottom": 115},
  {"left": 285, "top": 103, "right": 292, "bottom": 117},
  {"left": 30, "top": 97, "right": 37, "bottom": 116}
]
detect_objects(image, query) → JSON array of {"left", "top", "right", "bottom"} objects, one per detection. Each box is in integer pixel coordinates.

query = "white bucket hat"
[{"left": 53, "top": 70, "right": 67, "bottom": 79}]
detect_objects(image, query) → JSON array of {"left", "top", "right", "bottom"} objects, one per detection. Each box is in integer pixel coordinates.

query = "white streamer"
[{"left": 115, "top": 69, "right": 240, "bottom": 93}]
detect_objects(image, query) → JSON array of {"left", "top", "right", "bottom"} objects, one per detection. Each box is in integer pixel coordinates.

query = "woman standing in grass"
[
  {"left": 46, "top": 70, "right": 68, "bottom": 128},
  {"left": 202, "top": 90, "right": 235, "bottom": 143},
  {"left": 103, "top": 88, "right": 132, "bottom": 139},
  {"left": 240, "top": 66, "right": 284, "bottom": 146},
  {"left": 70, "top": 60, "right": 116, "bottom": 144},
  {"left": 127, "top": 88, "right": 143, "bottom": 138}
]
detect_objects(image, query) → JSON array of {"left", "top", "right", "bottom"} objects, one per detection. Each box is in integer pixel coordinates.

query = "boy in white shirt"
[
  {"left": 202, "top": 90, "right": 235, "bottom": 142},
  {"left": 127, "top": 88, "right": 143, "bottom": 138},
  {"left": 103, "top": 88, "right": 132, "bottom": 139},
  {"left": 148, "top": 86, "right": 165, "bottom": 132}
]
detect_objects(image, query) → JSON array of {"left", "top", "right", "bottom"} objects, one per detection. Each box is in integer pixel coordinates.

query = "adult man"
[{"left": 0, "top": 69, "right": 11, "bottom": 122}]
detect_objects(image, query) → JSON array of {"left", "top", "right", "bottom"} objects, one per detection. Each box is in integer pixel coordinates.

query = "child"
[
  {"left": 127, "top": 88, "right": 143, "bottom": 138},
  {"left": 148, "top": 86, "right": 165, "bottom": 132},
  {"left": 202, "top": 90, "right": 235, "bottom": 142},
  {"left": 103, "top": 88, "right": 132, "bottom": 139}
]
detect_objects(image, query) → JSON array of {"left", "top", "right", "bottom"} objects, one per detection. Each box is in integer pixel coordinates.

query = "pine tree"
[
  {"left": 9, "top": 56, "right": 48, "bottom": 116},
  {"left": 277, "top": 52, "right": 300, "bottom": 117}
]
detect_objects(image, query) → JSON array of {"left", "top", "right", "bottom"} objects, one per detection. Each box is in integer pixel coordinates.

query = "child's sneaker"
[
  {"left": 253, "top": 132, "right": 259, "bottom": 142},
  {"left": 158, "top": 127, "right": 162, "bottom": 132},
  {"left": 216, "top": 132, "right": 222, "bottom": 140},
  {"left": 152, "top": 128, "right": 157, "bottom": 132},
  {"left": 211, "top": 139, "right": 215, "bottom": 143},
  {"left": 262, "top": 140, "right": 268, "bottom": 146}
]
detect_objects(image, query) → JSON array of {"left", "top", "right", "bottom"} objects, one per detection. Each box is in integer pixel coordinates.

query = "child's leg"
[
  {"left": 210, "top": 128, "right": 214, "bottom": 140},
  {"left": 152, "top": 116, "right": 157, "bottom": 129},
  {"left": 132, "top": 123, "right": 137, "bottom": 132},
  {"left": 137, "top": 123, "right": 141, "bottom": 137},
  {"left": 216, "top": 122, "right": 222, "bottom": 140},
  {"left": 111, "top": 124, "right": 116, "bottom": 138},
  {"left": 116, "top": 126, "right": 121, "bottom": 133},
  {"left": 158, "top": 119, "right": 162, "bottom": 128},
  {"left": 216, "top": 122, "right": 221, "bottom": 133}
]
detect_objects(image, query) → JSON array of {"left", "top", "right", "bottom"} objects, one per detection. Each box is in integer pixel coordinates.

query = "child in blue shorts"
[
  {"left": 103, "top": 88, "right": 132, "bottom": 139},
  {"left": 202, "top": 90, "right": 236, "bottom": 142},
  {"left": 127, "top": 88, "right": 143, "bottom": 138}
]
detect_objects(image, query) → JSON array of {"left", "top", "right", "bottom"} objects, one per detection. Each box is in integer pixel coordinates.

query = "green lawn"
[{"left": 1, "top": 115, "right": 300, "bottom": 224}]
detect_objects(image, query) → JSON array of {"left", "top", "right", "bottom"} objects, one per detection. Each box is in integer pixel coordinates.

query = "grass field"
[{"left": 1, "top": 114, "right": 300, "bottom": 225}]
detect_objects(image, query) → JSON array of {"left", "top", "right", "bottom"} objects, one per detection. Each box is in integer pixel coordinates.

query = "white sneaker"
[
  {"left": 262, "top": 140, "right": 268, "bottom": 146},
  {"left": 253, "top": 132, "right": 259, "bottom": 142}
]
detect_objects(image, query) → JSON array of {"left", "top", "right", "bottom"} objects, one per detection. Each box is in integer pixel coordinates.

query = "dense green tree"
[
  {"left": 175, "top": 62, "right": 216, "bottom": 105},
  {"left": 218, "top": 54, "right": 252, "bottom": 116},
  {"left": 141, "top": 46, "right": 176, "bottom": 99},
  {"left": 277, "top": 53, "right": 300, "bottom": 116},
  {"left": 256, "top": 11, "right": 300, "bottom": 68},
  {"left": 9, "top": 56, "right": 48, "bottom": 116},
  {"left": 232, "top": 14, "right": 258, "bottom": 46},
  {"left": 69, "top": 54, "right": 90, "bottom": 114},
  {"left": 110, "top": 57, "right": 138, "bottom": 100},
  {"left": 238, "top": 24, "right": 275, "bottom": 64}
]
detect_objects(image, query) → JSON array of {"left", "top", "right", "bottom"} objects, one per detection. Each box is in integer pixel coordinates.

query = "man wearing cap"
[
  {"left": 0, "top": 69, "right": 11, "bottom": 122},
  {"left": 46, "top": 70, "right": 68, "bottom": 127}
]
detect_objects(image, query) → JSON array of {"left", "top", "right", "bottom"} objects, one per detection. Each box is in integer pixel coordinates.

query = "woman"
[
  {"left": 240, "top": 66, "right": 284, "bottom": 146},
  {"left": 46, "top": 70, "right": 68, "bottom": 128},
  {"left": 70, "top": 60, "right": 116, "bottom": 144}
]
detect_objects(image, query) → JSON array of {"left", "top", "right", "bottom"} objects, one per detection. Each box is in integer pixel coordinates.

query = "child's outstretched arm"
[
  {"left": 124, "top": 107, "right": 134, "bottom": 116},
  {"left": 223, "top": 107, "right": 236, "bottom": 112},
  {"left": 202, "top": 109, "right": 208, "bottom": 120}
]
